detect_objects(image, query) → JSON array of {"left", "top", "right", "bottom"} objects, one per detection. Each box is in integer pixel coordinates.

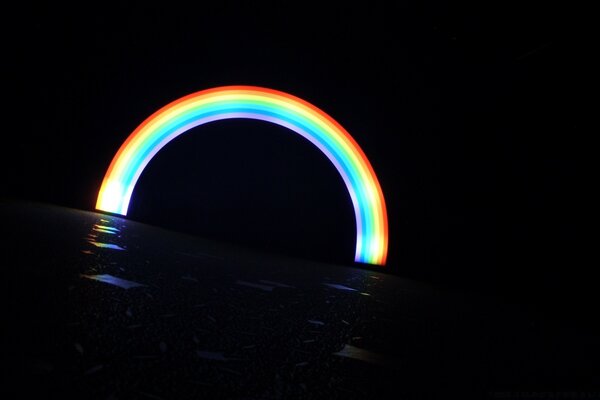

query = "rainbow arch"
[{"left": 96, "top": 86, "right": 388, "bottom": 265}]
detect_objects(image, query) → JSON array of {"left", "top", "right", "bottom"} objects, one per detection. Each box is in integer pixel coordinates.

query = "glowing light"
[
  {"left": 81, "top": 274, "right": 144, "bottom": 289},
  {"left": 87, "top": 241, "right": 125, "bottom": 250},
  {"left": 96, "top": 86, "right": 388, "bottom": 265}
]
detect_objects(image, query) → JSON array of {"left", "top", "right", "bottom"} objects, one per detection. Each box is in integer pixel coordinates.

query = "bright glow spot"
[{"left": 97, "top": 180, "right": 125, "bottom": 214}]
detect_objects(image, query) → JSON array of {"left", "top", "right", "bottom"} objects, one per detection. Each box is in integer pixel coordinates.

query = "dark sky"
[{"left": 3, "top": 2, "right": 590, "bottom": 323}]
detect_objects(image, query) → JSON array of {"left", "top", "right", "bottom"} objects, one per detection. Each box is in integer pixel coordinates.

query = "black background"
[{"left": 2, "top": 2, "right": 592, "bottom": 329}]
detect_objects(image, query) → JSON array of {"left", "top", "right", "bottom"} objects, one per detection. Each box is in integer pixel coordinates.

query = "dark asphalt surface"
[{"left": 1, "top": 200, "right": 598, "bottom": 399}]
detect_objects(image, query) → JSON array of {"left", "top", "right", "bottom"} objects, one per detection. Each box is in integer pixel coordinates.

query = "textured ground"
[{"left": 1, "top": 200, "right": 598, "bottom": 399}]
